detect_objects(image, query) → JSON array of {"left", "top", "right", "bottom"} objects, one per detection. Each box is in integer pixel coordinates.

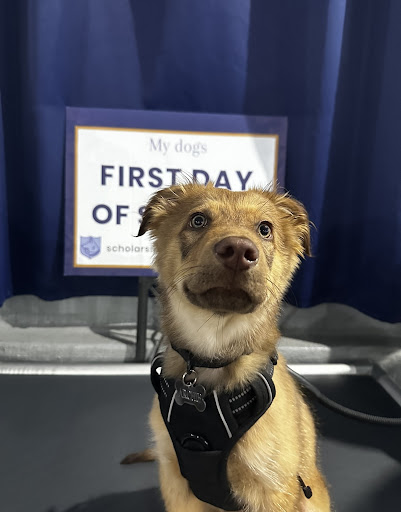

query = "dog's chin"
[{"left": 183, "top": 284, "right": 259, "bottom": 314}]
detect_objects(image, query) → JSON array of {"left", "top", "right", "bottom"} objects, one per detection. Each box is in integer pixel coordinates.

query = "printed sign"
[{"left": 64, "top": 108, "right": 287, "bottom": 276}]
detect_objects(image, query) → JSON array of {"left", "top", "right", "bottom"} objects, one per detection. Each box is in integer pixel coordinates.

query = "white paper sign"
[{"left": 65, "top": 109, "right": 287, "bottom": 276}]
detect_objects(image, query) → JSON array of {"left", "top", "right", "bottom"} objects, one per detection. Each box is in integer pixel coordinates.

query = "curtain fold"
[
  {"left": 0, "top": 0, "right": 400, "bottom": 321},
  {"left": 0, "top": 96, "right": 12, "bottom": 304}
]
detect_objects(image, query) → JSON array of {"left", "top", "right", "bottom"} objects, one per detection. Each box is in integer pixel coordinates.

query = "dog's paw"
[{"left": 120, "top": 448, "right": 155, "bottom": 464}]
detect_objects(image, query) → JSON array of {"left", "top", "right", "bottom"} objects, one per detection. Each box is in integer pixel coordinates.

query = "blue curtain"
[
  {"left": 0, "top": 96, "right": 12, "bottom": 302},
  {"left": 0, "top": 0, "right": 400, "bottom": 322}
]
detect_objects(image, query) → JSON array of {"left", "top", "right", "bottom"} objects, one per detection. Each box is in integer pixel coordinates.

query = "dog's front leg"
[
  {"left": 159, "top": 456, "right": 219, "bottom": 512},
  {"left": 150, "top": 397, "right": 217, "bottom": 512},
  {"left": 231, "top": 479, "right": 302, "bottom": 512}
]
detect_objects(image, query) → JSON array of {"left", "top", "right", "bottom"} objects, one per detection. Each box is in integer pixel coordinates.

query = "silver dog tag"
[{"left": 175, "top": 371, "right": 206, "bottom": 412}]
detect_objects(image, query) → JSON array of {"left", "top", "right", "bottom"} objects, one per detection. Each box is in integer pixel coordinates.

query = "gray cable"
[{"left": 289, "top": 367, "right": 401, "bottom": 426}]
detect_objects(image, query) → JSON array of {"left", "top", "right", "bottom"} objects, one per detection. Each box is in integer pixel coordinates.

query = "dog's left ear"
[
  {"left": 273, "top": 194, "right": 312, "bottom": 257},
  {"left": 137, "top": 185, "right": 186, "bottom": 237}
]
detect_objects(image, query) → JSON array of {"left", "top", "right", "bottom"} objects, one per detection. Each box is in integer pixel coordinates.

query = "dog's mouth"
[{"left": 183, "top": 284, "right": 256, "bottom": 314}]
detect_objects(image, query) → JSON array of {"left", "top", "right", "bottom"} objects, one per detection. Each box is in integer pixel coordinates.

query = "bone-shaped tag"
[{"left": 175, "top": 380, "right": 206, "bottom": 412}]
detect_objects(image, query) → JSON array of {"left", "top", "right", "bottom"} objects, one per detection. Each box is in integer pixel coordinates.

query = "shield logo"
[{"left": 80, "top": 236, "right": 101, "bottom": 259}]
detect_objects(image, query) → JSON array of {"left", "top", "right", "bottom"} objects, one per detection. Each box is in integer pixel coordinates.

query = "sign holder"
[{"left": 136, "top": 276, "right": 155, "bottom": 362}]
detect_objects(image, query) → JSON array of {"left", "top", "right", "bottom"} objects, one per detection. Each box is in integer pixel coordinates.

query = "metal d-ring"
[{"left": 182, "top": 369, "right": 197, "bottom": 386}]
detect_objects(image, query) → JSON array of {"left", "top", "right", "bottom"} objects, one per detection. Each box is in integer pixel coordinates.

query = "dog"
[{"left": 127, "top": 183, "right": 331, "bottom": 512}]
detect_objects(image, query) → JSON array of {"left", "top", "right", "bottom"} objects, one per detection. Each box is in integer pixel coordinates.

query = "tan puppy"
[{"left": 138, "top": 183, "right": 331, "bottom": 512}]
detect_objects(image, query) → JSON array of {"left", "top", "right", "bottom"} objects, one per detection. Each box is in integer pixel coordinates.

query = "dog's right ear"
[
  {"left": 137, "top": 185, "right": 186, "bottom": 236},
  {"left": 272, "top": 193, "right": 312, "bottom": 258}
]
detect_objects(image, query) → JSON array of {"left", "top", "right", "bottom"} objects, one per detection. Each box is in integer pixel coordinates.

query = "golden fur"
[{"left": 138, "top": 183, "right": 331, "bottom": 512}]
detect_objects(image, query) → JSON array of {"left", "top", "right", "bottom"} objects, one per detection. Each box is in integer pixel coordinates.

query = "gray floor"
[
  {"left": 308, "top": 375, "right": 401, "bottom": 511},
  {"left": 1, "top": 375, "right": 160, "bottom": 512},
  {"left": 1, "top": 372, "right": 401, "bottom": 512}
]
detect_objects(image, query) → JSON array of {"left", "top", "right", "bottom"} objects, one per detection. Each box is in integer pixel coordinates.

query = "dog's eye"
[
  {"left": 190, "top": 213, "right": 208, "bottom": 229},
  {"left": 258, "top": 221, "right": 272, "bottom": 238}
]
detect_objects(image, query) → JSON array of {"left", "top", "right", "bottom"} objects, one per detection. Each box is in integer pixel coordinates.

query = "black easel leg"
[{"left": 136, "top": 277, "right": 154, "bottom": 362}]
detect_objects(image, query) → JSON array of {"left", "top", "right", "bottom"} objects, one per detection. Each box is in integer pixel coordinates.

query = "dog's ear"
[
  {"left": 273, "top": 194, "right": 312, "bottom": 257},
  {"left": 137, "top": 185, "right": 186, "bottom": 236}
]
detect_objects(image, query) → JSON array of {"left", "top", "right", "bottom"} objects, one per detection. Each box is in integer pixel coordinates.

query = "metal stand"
[{"left": 136, "top": 276, "right": 155, "bottom": 362}]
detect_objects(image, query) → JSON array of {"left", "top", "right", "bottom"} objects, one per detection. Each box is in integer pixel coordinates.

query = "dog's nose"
[{"left": 214, "top": 237, "right": 259, "bottom": 271}]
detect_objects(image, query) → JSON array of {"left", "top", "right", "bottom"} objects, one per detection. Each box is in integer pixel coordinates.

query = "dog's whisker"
[
  {"left": 215, "top": 314, "right": 221, "bottom": 347},
  {"left": 217, "top": 314, "right": 225, "bottom": 347},
  {"left": 285, "top": 284, "right": 299, "bottom": 307},
  {"left": 161, "top": 267, "right": 203, "bottom": 298},
  {"left": 265, "top": 287, "right": 282, "bottom": 308},
  {"left": 266, "top": 277, "right": 282, "bottom": 296},
  {"left": 162, "top": 273, "right": 199, "bottom": 301},
  {"left": 196, "top": 312, "right": 216, "bottom": 333}
]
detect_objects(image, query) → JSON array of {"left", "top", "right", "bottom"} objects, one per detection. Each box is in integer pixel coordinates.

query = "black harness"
[{"left": 151, "top": 351, "right": 278, "bottom": 510}]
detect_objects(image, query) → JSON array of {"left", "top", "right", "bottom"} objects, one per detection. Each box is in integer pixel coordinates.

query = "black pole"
[{"left": 136, "top": 276, "right": 152, "bottom": 362}]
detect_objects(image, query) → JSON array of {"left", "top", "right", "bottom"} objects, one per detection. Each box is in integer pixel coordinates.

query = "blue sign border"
[{"left": 64, "top": 107, "right": 287, "bottom": 276}]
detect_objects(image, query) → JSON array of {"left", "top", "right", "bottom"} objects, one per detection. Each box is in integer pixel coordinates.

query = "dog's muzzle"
[
  {"left": 184, "top": 284, "right": 256, "bottom": 314},
  {"left": 182, "top": 236, "right": 268, "bottom": 313}
]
